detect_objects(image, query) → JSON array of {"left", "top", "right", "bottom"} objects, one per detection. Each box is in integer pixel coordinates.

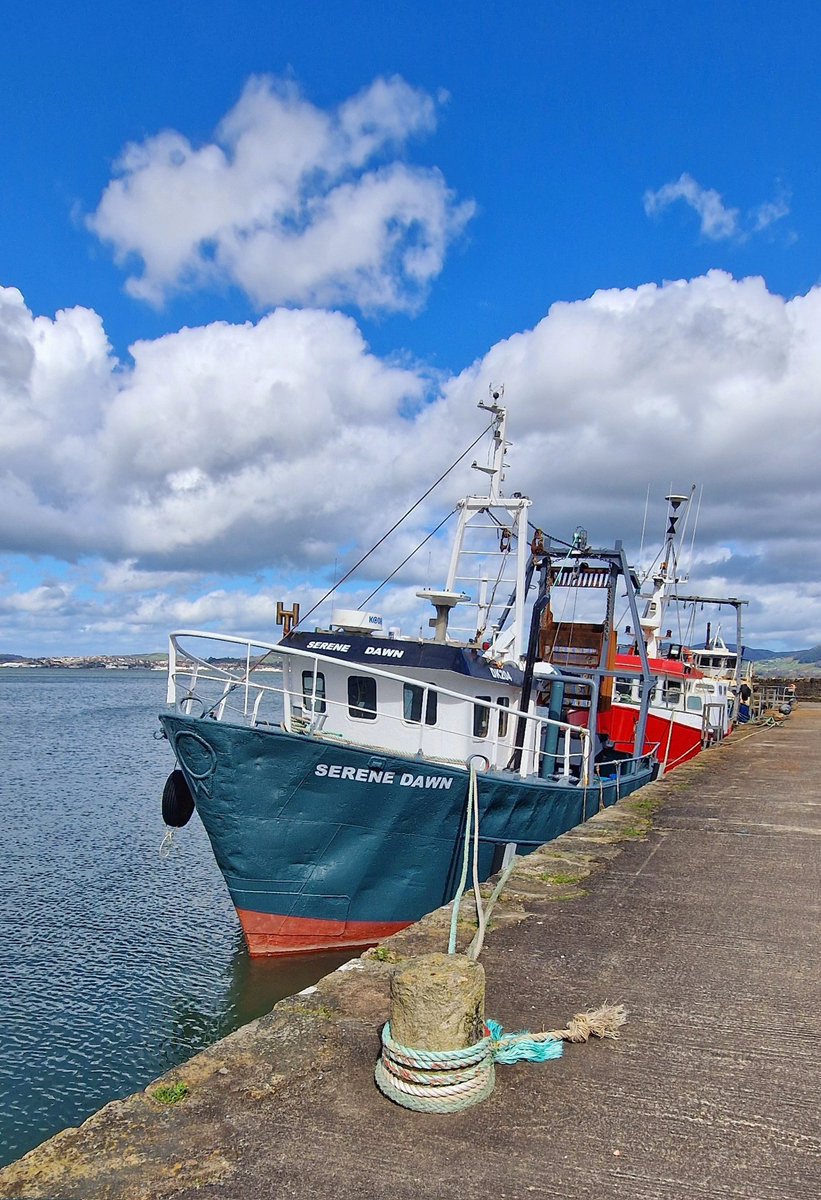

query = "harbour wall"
[{"left": 1, "top": 708, "right": 819, "bottom": 1199}]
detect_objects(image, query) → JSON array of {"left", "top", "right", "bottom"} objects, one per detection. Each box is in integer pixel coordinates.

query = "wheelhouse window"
[
  {"left": 473, "top": 696, "right": 491, "bottom": 738},
  {"left": 498, "top": 696, "right": 510, "bottom": 738},
  {"left": 302, "top": 670, "right": 327, "bottom": 714},
  {"left": 348, "top": 675, "right": 377, "bottom": 720},
  {"left": 686, "top": 694, "right": 703, "bottom": 712},
  {"left": 663, "top": 679, "right": 682, "bottom": 706},
  {"left": 403, "top": 683, "right": 437, "bottom": 725},
  {"left": 614, "top": 676, "right": 633, "bottom": 700}
]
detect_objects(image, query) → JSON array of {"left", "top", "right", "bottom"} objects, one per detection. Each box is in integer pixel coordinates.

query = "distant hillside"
[
  {"left": 699, "top": 643, "right": 820, "bottom": 666},
  {"left": 0, "top": 651, "right": 168, "bottom": 669},
  {"left": 2, "top": 643, "right": 820, "bottom": 676},
  {"left": 788, "top": 644, "right": 821, "bottom": 664},
  {"left": 752, "top": 647, "right": 821, "bottom": 678},
  {"left": 754, "top": 659, "right": 821, "bottom": 679},
  {"left": 743, "top": 645, "right": 821, "bottom": 666},
  {"left": 692, "top": 642, "right": 821, "bottom": 677}
]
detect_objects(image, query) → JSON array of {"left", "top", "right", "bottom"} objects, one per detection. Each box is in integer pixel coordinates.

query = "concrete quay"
[{"left": 2, "top": 707, "right": 819, "bottom": 1200}]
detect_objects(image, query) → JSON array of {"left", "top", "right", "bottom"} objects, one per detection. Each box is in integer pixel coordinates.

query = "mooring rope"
[
  {"left": 375, "top": 764, "right": 629, "bottom": 1111},
  {"left": 375, "top": 1006, "right": 626, "bottom": 1113},
  {"left": 447, "top": 759, "right": 485, "bottom": 957}
]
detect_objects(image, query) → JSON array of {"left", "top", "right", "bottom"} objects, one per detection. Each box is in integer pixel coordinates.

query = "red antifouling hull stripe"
[{"left": 235, "top": 907, "right": 409, "bottom": 957}]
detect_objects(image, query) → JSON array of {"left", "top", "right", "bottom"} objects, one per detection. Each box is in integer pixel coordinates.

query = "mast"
[
  {"left": 619, "top": 545, "right": 654, "bottom": 756},
  {"left": 639, "top": 490, "right": 693, "bottom": 656},
  {"left": 426, "top": 386, "right": 532, "bottom": 659}
]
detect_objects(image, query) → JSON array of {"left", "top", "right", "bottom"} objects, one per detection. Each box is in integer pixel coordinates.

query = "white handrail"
[{"left": 166, "top": 629, "right": 593, "bottom": 779}]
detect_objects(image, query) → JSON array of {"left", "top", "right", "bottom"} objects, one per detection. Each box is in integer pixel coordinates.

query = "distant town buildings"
[{"left": 0, "top": 655, "right": 167, "bottom": 669}]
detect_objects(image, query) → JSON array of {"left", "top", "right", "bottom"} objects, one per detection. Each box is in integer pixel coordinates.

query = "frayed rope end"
[
  {"left": 484, "top": 1001, "right": 627, "bottom": 1063},
  {"left": 561, "top": 1002, "right": 627, "bottom": 1043}
]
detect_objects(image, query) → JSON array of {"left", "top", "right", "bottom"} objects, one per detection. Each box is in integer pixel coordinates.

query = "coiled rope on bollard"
[
  {"left": 375, "top": 1006, "right": 626, "bottom": 1113},
  {"left": 375, "top": 1022, "right": 498, "bottom": 1113}
]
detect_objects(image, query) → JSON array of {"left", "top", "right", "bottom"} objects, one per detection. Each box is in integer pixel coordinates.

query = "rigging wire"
[
  {"left": 683, "top": 603, "right": 697, "bottom": 646},
  {"left": 293, "top": 422, "right": 493, "bottom": 631},
  {"left": 685, "top": 485, "right": 704, "bottom": 579},
  {"left": 225, "top": 425, "right": 494, "bottom": 686},
  {"left": 357, "top": 509, "right": 457, "bottom": 609},
  {"left": 480, "top": 537, "right": 513, "bottom": 637},
  {"left": 487, "top": 509, "right": 575, "bottom": 552},
  {"left": 528, "top": 519, "right": 573, "bottom": 550},
  {"left": 673, "top": 484, "right": 697, "bottom": 575},
  {"left": 548, "top": 559, "right": 580, "bottom": 660},
  {"left": 638, "top": 483, "right": 651, "bottom": 571}
]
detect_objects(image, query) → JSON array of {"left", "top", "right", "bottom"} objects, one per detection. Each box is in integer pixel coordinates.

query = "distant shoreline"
[
  {"left": 0, "top": 660, "right": 167, "bottom": 670},
  {"left": 0, "top": 656, "right": 282, "bottom": 671}
]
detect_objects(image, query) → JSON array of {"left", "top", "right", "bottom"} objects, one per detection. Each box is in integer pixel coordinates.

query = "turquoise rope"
[
  {"left": 375, "top": 1019, "right": 563, "bottom": 1113},
  {"left": 485, "top": 1019, "right": 563, "bottom": 1064},
  {"left": 382, "top": 1020, "right": 563, "bottom": 1067}
]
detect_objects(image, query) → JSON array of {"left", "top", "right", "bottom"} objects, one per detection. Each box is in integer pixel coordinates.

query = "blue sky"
[{"left": 2, "top": 1, "right": 821, "bottom": 653}]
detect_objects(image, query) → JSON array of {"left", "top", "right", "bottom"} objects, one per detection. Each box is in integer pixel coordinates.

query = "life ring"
[{"left": 162, "top": 769, "right": 195, "bottom": 828}]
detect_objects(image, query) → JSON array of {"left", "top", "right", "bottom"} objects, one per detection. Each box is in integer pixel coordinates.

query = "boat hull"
[
  {"left": 160, "top": 713, "right": 654, "bottom": 955},
  {"left": 235, "top": 909, "right": 409, "bottom": 956},
  {"left": 607, "top": 703, "right": 708, "bottom": 772}
]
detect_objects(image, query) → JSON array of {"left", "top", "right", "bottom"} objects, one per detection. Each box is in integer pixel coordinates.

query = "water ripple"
[{"left": 0, "top": 670, "right": 350, "bottom": 1166}]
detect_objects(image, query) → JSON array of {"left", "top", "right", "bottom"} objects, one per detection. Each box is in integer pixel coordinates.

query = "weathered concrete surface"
[{"left": 2, "top": 709, "right": 819, "bottom": 1199}]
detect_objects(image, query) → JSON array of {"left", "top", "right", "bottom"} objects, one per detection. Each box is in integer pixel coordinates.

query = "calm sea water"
[{"left": 0, "top": 669, "right": 350, "bottom": 1167}]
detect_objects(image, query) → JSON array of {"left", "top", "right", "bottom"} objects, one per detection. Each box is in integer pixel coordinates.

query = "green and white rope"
[
  {"left": 447, "top": 758, "right": 485, "bottom": 957},
  {"left": 375, "top": 1022, "right": 497, "bottom": 1112}
]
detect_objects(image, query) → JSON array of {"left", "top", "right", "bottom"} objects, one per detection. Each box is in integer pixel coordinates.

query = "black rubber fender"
[{"left": 162, "top": 769, "right": 195, "bottom": 828}]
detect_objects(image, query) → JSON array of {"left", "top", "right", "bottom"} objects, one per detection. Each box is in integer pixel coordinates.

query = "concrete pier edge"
[{"left": 1, "top": 710, "right": 818, "bottom": 1199}]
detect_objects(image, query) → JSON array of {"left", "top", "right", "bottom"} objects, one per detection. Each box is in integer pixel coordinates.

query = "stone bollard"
[
  {"left": 375, "top": 953, "right": 495, "bottom": 1111},
  {"left": 390, "top": 952, "right": 486, "bottom": 1050}
]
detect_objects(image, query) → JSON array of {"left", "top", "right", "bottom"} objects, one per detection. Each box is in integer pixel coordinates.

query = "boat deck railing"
[
  {"left": 750, "top": 684, "right": 796, "bottom": 718},
  {"left": 701, "top": 701, "right": 730, "bottom": 746},
  {"left": 165, "top": 631, "right": 656, "bottom": 787}
]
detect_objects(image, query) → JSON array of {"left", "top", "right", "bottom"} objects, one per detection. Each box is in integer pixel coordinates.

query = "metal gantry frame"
[
  {"left": 673, "top": 594, "right": 749, "bottom": 687},
  {"left": 510, "top": 534, "right": 657, "bottom": 777}
]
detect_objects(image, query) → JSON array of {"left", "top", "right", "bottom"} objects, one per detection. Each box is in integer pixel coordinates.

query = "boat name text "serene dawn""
[
  {"left": 303, "top": 640, "right": 406, "bottom": 659},
  {"left": 314, "top": 764, "right": 453, "bottom": 789}
]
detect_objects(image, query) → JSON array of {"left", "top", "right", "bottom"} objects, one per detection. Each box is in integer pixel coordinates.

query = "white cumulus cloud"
[
  {"left": 87, "top": 75, "right": 475, "bottom": 313},
  {"left": 3, "top": 272, "right": 821, "bottom": 651},
  {"left": 0, "top": 285, "right": 435, "bottom": 570}
]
